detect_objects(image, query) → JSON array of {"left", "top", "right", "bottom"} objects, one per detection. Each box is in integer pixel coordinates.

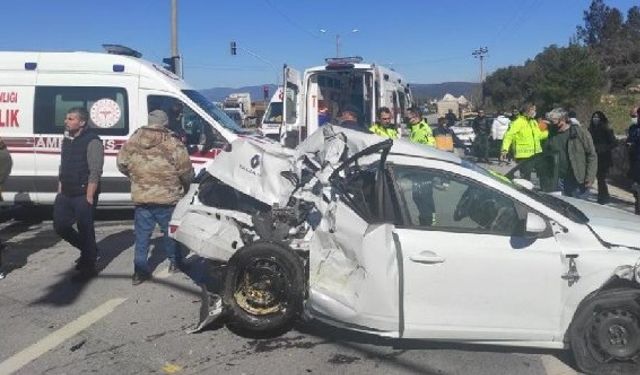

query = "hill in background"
[{"left": 200, "top": 82, "right": 479, "bottom": 103}]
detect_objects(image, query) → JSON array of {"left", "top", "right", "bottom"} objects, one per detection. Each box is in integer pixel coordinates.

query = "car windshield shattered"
[
  {"left": 461, "top": 160, "right": 589, "bottom": 224},
  {"left": 182, "top": 89, "right": 247, "bottom": 134}
]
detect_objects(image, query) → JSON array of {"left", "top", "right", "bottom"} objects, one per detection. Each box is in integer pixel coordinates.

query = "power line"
[{"left": 262, "top": 0, "right": 320, "bottom": 38}]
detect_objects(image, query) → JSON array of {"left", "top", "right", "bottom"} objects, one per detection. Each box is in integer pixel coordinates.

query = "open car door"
[
  {"left": 280, "top": 65, "right": 302, "bottom": 148},
  {"left": 306, "top": 138, "right": 404, "bottom": 336}
]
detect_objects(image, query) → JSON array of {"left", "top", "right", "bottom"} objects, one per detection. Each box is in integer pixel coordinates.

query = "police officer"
[
  {"left": 501, "top": 103, "right": 547, "bottom": 180},
  {"left": 369, "top": 107, "right": 398, "bottom": 138},
  {"left": 405, "top": 107, "right": 435, "bottom": 146},
  {"left": 53, "top": 107, "right": 104, "bottom": 282}
]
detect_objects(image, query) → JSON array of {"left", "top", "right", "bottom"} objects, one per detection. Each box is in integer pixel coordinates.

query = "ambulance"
[
  {"left": 277, "top": 57, "right": 414, "bottom": 146},
  {"left": 259, "top": 86, "right": 284, "bottom": 140},
  {"left": 0, "top": 46, "right": 250, "bottom": 206}
]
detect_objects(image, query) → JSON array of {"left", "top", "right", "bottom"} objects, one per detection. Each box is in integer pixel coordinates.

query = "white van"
[
  {"left": 0, "top": 47, "right": 249, "bottom": 206},
  {"left": 279, "top": 57, "right": 414, "bottom": 146},
  {"left": 260, "top": 86, "right": 284, "bottom": 140}
]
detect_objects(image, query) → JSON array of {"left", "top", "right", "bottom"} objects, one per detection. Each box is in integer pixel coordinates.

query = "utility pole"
[
  {"left": 472, "top": 47, "right": 488, "bottom": 82},
  {"left": 472, "top": 47, "right": 488, "bottom": 107},
  {"left": 320, "top": 29, "right": 358, "bottom": 57},
  {"left": 170, "top": 0, "right": 182, "bottom": 77}
]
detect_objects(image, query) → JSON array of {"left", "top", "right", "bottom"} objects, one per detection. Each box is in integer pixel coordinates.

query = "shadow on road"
[
  {"left": 294, "top": 319, "right": 578, "bottom": 374},
  {"left": 31, "top": 229, "right": 134, "bottom": 306},
  {"left": 0, "top": 221, "right": 60, "bottom": 277}
]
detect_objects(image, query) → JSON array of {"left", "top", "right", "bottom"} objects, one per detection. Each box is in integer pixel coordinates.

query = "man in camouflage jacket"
[{"left": 117, "top": 110, "right": 194, "bottom": 285}]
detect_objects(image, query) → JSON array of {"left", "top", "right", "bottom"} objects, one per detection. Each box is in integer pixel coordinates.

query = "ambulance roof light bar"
[
  {"left": 325, "top": 56, "right": 363, "bottom": 66},
  {"left": 102, "top": 44, "right": 142, "bottom": 58}
]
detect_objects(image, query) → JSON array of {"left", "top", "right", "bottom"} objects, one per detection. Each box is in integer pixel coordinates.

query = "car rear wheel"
[
  {"left": 223, "top": 241, "right": 304, "bottom": 337},
  {"left": 570, "top": 288, "right": 640, "bottom": 375}
]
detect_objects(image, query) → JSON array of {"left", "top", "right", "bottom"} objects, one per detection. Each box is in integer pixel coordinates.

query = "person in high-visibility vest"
[
  {"left": 405, "top": 107, "right": 435, "bottom": 146},
  {"left": 501, "top": 103, "right": 548, "bottom": 180},
  {"left": 369, "top": 107, "right": 398, "bottom": 139}
]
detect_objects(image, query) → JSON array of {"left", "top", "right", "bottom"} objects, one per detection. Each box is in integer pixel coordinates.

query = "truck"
[{"left": 222, "top": 92, "right": 254, "bottom": 128}]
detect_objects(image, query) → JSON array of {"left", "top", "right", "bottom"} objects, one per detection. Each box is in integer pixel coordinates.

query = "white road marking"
[
  {"left": 541, "top": 354, "right": 578, "bottom": 375},
  {"left": 0, "top": 297, "right": 127, "bottom": 375}
]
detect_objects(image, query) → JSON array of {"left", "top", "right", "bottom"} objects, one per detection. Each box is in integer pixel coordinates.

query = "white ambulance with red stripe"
[{"left": 0, "top": 46, "right": 253, "bottom": 206}]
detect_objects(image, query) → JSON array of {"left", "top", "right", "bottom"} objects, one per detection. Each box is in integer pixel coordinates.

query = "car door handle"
[{"left": 409, "top": 251, "right": 445, "bottom": 264}]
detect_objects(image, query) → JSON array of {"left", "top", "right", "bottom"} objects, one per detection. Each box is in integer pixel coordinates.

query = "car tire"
[
  {"left": 223, "top": 241, "right": 304, "bottom": 337},
  {"left": 569, "top": 288, "right": 640, "bottom": 375}
]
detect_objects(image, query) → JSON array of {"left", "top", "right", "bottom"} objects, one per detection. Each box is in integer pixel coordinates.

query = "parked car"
[{"left": 171, "top": 125, "right": 640, "bottom": 375}]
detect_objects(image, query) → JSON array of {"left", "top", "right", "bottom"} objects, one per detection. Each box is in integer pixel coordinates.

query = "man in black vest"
[{"left": 53, "top": 107, "right": 104, "bottom": 282}]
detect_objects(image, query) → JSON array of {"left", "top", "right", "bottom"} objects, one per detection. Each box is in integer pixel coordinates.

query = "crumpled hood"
[
  {"left": 557, "top": 196, "right": 640, "bottom": 248},
  {"left": 130, "top": 125, "right": 171, "bottom": 149}
]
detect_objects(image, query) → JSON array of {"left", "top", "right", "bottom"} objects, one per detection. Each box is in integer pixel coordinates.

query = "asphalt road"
[{"left": 0, "top": 201, "right": 594, "bottom": 375}]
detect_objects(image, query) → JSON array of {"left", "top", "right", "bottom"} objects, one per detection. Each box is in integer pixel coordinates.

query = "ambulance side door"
[{"left": 33, "top": 73, "right": 137, "bottom": 204}]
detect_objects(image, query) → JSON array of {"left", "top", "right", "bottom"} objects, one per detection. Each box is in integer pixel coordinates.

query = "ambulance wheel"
[
  {"left": 223, "top": 241, "right": 304, "bottom": 337},
  {"left": 569, "top": 288, "right": 640, "bottom": 375}
]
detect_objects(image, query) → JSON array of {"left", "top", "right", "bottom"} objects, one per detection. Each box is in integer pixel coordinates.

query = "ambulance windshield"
[{"left": 182, "top": 90, "right": 245, "bottom": 133}]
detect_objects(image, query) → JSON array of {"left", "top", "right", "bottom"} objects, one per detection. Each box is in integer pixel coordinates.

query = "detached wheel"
[
  {"left": 223, "top": 241, "right": 304, "bottom": 337},
  {"left": 570, "top": 288, "right": 640, "bottom": 375}
]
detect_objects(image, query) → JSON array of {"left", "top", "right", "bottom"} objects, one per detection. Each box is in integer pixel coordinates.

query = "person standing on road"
[
  {"left": 544, "top": 108, "right": 597, "bottom": 198},
  {"left": 588, "top": 111, "right": 617, "bottom": 204},
  {"left": 117, "top": 110, "right": 194, "bottom": 285},
  {"left": 472, "top": 109, "right": 492, "bottom": 163},
  {"left": 433, "top": 117, "right": 455, "bottom": 152},
  {"left": 405, "top": 107, "right": 435, "bottom": 146},
  {"left": 53, "top": 107, "right": 104, "bottom": 282},
  {"left": 445, "top": 109, "right": 457, "bottom": 127},
  {"left": 501, "top": 103, "right": 547, "bottom": 180},
  {"left": 369, "top": 107, "right": 399, "bottom": 139},
  {"left": 491, "top": 112, "right": 510, "bottom": 158},
  {"left": 0, "top": 137, "right": 12, "bottom": 279},
  {"left": 626, "top": 106, "right": 640, "bottom": 214}
]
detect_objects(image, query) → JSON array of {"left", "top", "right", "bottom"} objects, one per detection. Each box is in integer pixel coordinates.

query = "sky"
[{"left": 2, "top": 0, "right": 638, "bottom": 89}]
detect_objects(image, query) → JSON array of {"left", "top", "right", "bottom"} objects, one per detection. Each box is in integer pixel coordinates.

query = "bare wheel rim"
[
  {"left": 233, "top": 257, "right": 289, "bottom": 316},
  {"left": 587, "top": 307, "right": 640, "bottom": 363}
]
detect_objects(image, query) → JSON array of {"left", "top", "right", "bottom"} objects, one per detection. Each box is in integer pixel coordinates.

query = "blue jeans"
[{"left": 134, "top": 205, "right": 180, "bottom": 274}]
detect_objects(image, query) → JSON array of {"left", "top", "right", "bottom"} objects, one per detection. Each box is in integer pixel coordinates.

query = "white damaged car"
[{"left": 170, "top": 125, "right": 640, "bottom": 375}]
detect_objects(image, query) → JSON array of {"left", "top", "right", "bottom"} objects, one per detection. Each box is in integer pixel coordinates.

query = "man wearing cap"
[
  {"left": 54, "top": 107, "right": 104, "bottom": 282},
  {"left": 544, "top": 107, "right": 597, "bottom": 198},
  {"left": 405, "top": 107, "right": 435, "bottom": 146},
  {"left": 117, "top": 110, "right": 194, "bottom": 285}
]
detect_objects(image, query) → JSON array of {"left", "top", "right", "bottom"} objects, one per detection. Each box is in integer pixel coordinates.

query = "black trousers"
[{"left": 53, "top": 193, "right": 98, "bottom": 268}]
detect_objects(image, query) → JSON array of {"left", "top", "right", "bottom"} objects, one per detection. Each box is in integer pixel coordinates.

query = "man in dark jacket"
[
  {"left": 588, "top": 111, "right": 617, "bottom": 204},
  {"left": 472, "top": 110, "right": 492, "bottom": 163},
  {"left": 53, "top": 107, "right": 104, "bottom": 282},
  {"left": 627, "top": 107, "right": 640, "bottom": 214},
  {"left": 544, "top": 108, "right": 597, "bottom": 198}
]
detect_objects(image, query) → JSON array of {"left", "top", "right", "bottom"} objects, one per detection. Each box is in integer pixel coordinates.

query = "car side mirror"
[{"left": 525, "top": 212, "right": 547, "bottom": 237}]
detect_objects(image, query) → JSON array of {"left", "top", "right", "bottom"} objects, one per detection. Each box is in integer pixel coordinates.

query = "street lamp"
[{"left": 320, "top": 28, "right": 359, "bottom": 57}]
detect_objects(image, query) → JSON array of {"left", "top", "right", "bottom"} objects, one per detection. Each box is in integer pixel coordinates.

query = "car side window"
[
  {"left": 392, "top": 166, "right": 521, "bottom": 236},
  {"left": 34, "top": 86, "right": 129, "bottom": 136},
  {"left": 147, "top": 95, "right": 221, "bottom": 155}
]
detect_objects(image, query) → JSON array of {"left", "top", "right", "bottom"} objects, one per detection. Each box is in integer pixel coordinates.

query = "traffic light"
[
  {"left": 230, "top": 41, "right": 237, "bottom": 56},
  {"left": 163, "top": 56, "right": 176, "bottom": 73}
]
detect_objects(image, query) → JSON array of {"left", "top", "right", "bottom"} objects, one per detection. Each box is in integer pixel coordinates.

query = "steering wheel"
[{"left": 454, "top": 187, "right": 475, "bottom": 221}]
